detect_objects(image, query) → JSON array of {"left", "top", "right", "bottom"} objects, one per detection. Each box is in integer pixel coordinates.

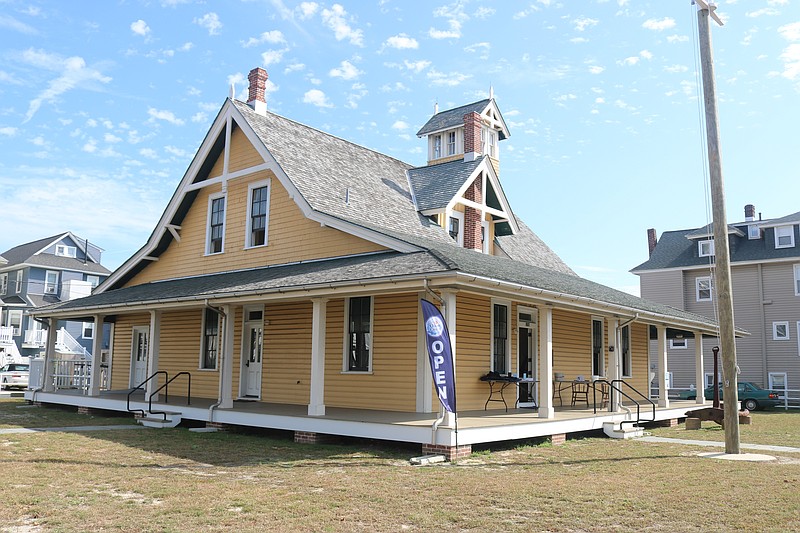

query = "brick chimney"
[
  {"left": 744, "top": 204, "right": 755, "bottom": 222},
  {"left": 247, "top": 67, "right": 268, "bottom": 116},
  {"left": 463, "top": 112, "right": 482, "bottom": 162},
  {"left": 647, "top": 228, "right": 657, "bottom": 257},
  {"left": 463, "top": 177, "right": 483, "bottom": 251}
]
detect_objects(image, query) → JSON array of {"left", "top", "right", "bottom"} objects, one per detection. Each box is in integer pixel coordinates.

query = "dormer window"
[
  {"left": 748, "top": 224, "right": 760, "bottom": 240},
  {"left": 698, "top": 240, "right": 714, "bottom": 257},
  {"left": 447, "top": 211, "right": 464, "bottom": 246},
  {"left": 775, "top": 225, "right": 794, "bottom": 249},
  {"left": 55, "top": 245, "right": 77, "bottom": 258},
  {"left": 433, "top": 135, "right": 442, "bottom": 159},
  {"left": 449, "top": 216, "right": 460, "bottom": 239},
  {"left": 447, "top": 131, "right": 456, "bottom": 155}
]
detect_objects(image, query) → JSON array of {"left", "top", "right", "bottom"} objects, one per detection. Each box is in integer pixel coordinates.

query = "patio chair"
[{"left": 571, "top": 380, "right": 589, "bottom": 407}]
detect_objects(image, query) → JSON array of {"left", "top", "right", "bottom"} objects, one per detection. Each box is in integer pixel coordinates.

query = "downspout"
[
  {"left": 757, "top": 264, "right": 768, "bottom": 386},
  {"left": 205, "top": 301, "right": 228, "bottom": 422},
  {"left": 423, "top": 279, "right": 447, "bottom": 445}
]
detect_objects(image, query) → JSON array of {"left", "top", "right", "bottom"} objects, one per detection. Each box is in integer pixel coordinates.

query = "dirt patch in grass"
[
  {"left": 0, "top": 399, "right": 137, "bottom": 429},
  {"left": 1, "top": 400, "right": 799, "bottom": 531}
]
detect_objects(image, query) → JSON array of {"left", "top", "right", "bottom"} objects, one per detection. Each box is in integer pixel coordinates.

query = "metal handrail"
[
  {"left": 127, "top": 371, "right": 168, "bottom": 417},
  {"left": 147, "top": 372, "right": 192, "bottom": 421},
  {"left": 592, "top": 379, "right": 656, "bottom": 428}
]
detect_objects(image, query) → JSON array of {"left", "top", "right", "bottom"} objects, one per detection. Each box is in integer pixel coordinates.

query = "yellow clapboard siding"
[
  {"left": 228, "top": 126, "right": 263, "bottom": 173},
  {"left": 262, "top": 301, "right": 313, "bottom": 405},
  {"left": 110, "top": 313, "right": 151, "bottom": 390},
  {"left": 552, "top": 309, "right": 593, "bottom": 380},
  {"left": 126, "top": 136, "right": 386, "bottom": 287},
  {"left": 324, "top": 294, "right": 418, "bottom": 411},
  {"left": 455, "top": 293, "right": 492, "bottom": 411},
  {"left": 629, "top": 322, "right": 650, "bottom": 395},
  {"left": 156, "top": 310, "right": 217, "bottom": 399}
]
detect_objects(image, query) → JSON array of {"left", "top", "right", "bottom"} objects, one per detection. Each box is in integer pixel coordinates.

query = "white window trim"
[
  {"left": 481, "top": 220, "right": 490, "bottom": 254},
  {"left": 82, "top": 321, "right": 95, "bottom": 340},
  {"left": 14, "top": 270, "right": 23, "bottom": 293},
  {"left": 698, "top": 239, "right": 714, "bottom": 257},
  {"left": 446, "top": 209, "right": 465, "bottom": 247},
  {"left": 490, "top": 299, "right": 511, "bottom": 374},
  {"left": 342, "top": 296, "right": 374, "bottom": 374},
  {"left": 205, "top": 192, "right": 226, "bottom": 256},
  {"left": 446, "top": 130, "right": 457, "bottom": 156},
  {"left": 199, "top": 308, "right": 220, "bottom": 371},
  {"left": 794, "top": 264, "right": 800, "bottom": 297},
  {"left": 768, "top": 372, "right": 788, "bottom": 397},
  {"left": 798, "top": 321, "right": 800, "bottom": 356},
  {"left": 775, "top": 225, "right": 795, "bottom": 249},
  {"left": 591, "top": 316, "right": 605, "bottom": 377},
  {"left": 773, "top": 321, "right": 790, "bottom": 340},
  {"left": 621, "top": 324, "right": 632, "bottom": 378},
  {"left": 86, "top": 275, "right": 100, "bottom": 289},
  {"left": 748, "top": 224, "right": 760, "bottom": 240},
  {"left": 696, "top": 276, "right": 713, "bottom": 302},
  {"left": 44, "top": 270, "right": 58, "bottom": 294},
  {"left": 669, "top": 338, "right": 688, "bottom": 349},
  {"left": 0, "top": 273, "right": 7, "bottom": 294},
  {"left": 55, "top": 244, "right": 77, "bottom": 258},
  {"left": 6, "top": 309, "right": 22, "bottom": 336},
  {"left": 705, "top": 372, "right": 721, "bottom": 389},
  {"left": 244, "top": 179, "right": 271, "bottom": 249},
  {"left": 431, "top": 134, "right": 442, "bottom": 160}
]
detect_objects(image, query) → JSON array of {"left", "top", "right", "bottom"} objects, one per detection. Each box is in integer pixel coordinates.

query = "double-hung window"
[
  {"left": 14, "top": 270, "right": 23, "bottom": 293},
  {"left": 200, "top": 308, "right": 220, "bottom": 369},
  {"left": 432, "top": 135, "right": 442, "bottom": 159},
  {"left": 0, "top": 273, "right": 7, "bottom": 295},
  {"left": 44, "top": 271, "right": 58, "bottom": 294},
  {"left": 447, "top": 131, "right": 456, "bottom": 155},
  {"left": 794, "top": 264, "right": 800, "bottom": 296},
  {"left": 345, "top": 296, "right": 372, "bottom": 372},
  {"left": 492, "top": 303, "right": 509, "bottom": 374},
  {"left": 696, "top": 276, "right": 713, "bottom": 302},
  {"left": 246, "top": 181, "right": 270, "bottom": 248},
  {"left": 775, "top": 225, "right": 795, "bottom": 249},
  {"left": 621, "top": 325, "right": 632, "bottom": 378},
  {"left": 591, "top": 318, "right": 604, "bottom": 377},
  {"left": 206, "top": 194, "right": 226, "bottom": 254}
]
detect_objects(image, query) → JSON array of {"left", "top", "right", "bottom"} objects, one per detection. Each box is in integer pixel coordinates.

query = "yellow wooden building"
[{"left": 28, "top": 68, "right": 720, "bottom": 459}]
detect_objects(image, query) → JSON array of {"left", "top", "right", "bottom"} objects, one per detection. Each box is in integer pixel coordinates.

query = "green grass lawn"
[{"left": 1, "top": 399, "right": 799, "bottom": 532}]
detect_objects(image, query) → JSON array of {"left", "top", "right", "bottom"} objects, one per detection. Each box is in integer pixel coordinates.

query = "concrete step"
[
  {"left": 137, "top": 412, "right": 182, "bottom": 429},
  {"left": 603, "top": 421, "right": 644, "bottom": 440}
]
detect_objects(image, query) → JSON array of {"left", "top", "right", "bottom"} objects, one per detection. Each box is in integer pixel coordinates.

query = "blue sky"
[{"left": 1, "top": 0, "right": 798, "bottom": 295}]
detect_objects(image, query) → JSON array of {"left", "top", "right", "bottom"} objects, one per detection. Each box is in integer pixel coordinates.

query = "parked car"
[
  {"left": 0, "top": 363, "right": 29, "bottom": 390},
  {"left": 678, "top": 381, "right": 780, "bottom": 411}
]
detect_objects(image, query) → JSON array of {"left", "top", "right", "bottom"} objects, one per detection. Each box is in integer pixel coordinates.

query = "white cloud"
[
  {"left": 329, "top": 60, "right": 361, "bottom": 80},
  {"left": 0, "top": 14, "right": 37, "bottom": 34},
  {"left": 139, "top": 148, "right": 158, "bottom": 159},
  {"left": 642, "top": 17, "right": 676, "bottom": 31},
  {"left": 667, "top": 34, "right": 689, "bottom": 43},
  {"left": 104, "top": 133, "right": 122, "bottom": 143},
  {"left": 180, "top": 42, "right": 194, "bottom": 52},
  {"left": 474, "top": 7, "right": 495, "bottom": 19},
  {"left": 242, "top": 30, "right": 286, "bottom": 48},
  {"left": 574, "top": 17, "right": 598, "bottom": 32},
  {"left": 82, "top": 139, "right": 98, "bottom": 153},
  {"left": 571, "top": 37, "right": 589, "bottom": 44},
  {"left": 780, "top": 43, "right": 800, "bottom": 80},
  {"left": 147, "top": 107, "right": 185, "bottom": 125},
  {"left": 20, "top": 50, "right": 112, "bottom": 123},
  {"left": 588, "top": 65, "right": 605, "bottom": 74},
  {"left": 0, "top": 126, "right": 18, "bottom": 136},
  {"left": 464, "top": 42, "right": 490, "bottom": 59},
  {"left": 639, "top": 50, "right": 653, "bottom": 60},
  {"left": 261, "top": 49, "right": 287, "bottom": 66},
  {"left": 664, "top": 64, "right": 688, "bottom": 73},
  {"left": 321, "top": 4, "right": 364, "bottom": 46},
  {"left": 164, "top": 145, "right": 188, "bottom": 158},
  {"left": 404, "top": 59, "right": 431, "bottom": 73},
  {"left": 285, "top": 62, "right": 306, "bottom": 74},
  {"left": 298, "top": 2, "right": 319, "bottom": 19},
  {"left": 384, "top": 33, "right": 418, "bottom": 50},
  {"left": 391, "top": 120, "right": 409, "bottom": 131},
  {"left": 429, "top": 22, "right": 460, "bottom": 39},
  {"left": 130, "top": 19, "right": 150, "bottom": 37},
  {"left": 303, "top": 89, "right": 333, "bottom": 108},
  {"left": 194, "top": 12, "right": 222, "bottom": 36},
  {"left": 779, "top": 21, "right": 800, "bottom": 41},
  {"left": 191, "top": 112, "right": 208, "bottom": 123},
  {"left": 617, "top": 56, "right": 640, "bottom": 66},
  {"left": 427, "top": 69, "right": 471, "bottom": 86},
  {"left": 746, "top": 8, "right": 779, "bottom": 17}
]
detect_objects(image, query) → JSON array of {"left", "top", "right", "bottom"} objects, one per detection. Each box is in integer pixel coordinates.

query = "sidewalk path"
[
  {"left": 0, "top": 425, "right": 145, "bottom": 435},
  {"left": 641, "top": 435, "right": 800, "bottom": 454}
]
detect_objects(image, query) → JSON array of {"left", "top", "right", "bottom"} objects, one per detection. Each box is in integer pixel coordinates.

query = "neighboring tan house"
[
  {"left": 0, "top": 233, "right": 111, "bottom": 365},
  {"left": 632, "top": 205, "right": 800, "bottom": 398},
  {"left": 28, "top": 68, "right": 722, "bottom": 459}
]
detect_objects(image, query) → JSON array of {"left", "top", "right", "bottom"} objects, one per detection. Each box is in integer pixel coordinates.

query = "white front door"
[
  {"left": 243, "top": 322, "right": 263, "bottom": 398},
  {"left": 130, "top": 326, "right": 149, "bottom": 387}
]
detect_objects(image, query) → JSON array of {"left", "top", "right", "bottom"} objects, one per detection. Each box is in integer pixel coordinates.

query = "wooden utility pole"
[{"left": 695, "top": 0, "right": 740, "bottom": 454}]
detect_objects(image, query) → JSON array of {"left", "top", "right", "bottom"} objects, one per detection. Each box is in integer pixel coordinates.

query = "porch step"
[
  {"left": 603, "top": 421, "right": 644, "bottom": 440},
  {"left": 137, "top": 411, "right": 182, "bottom": 429}
]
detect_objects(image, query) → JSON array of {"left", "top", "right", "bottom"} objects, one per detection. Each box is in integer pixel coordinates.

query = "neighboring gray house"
[
  {"left": 0, "top": 233, "right": 112, "bottom": 362},
  {"left": 631, "top": 205, "right": 800, "bottom": 395}
]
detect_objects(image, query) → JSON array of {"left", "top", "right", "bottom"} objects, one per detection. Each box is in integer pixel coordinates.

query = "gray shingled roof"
[
  {"left": 416, "top": 99, "right": 493, "bottom": 137},
  {"left": 407, "top": 157, "right": 485, "bottom": 211},
  {"left": 495, "top": 216, "right": 575, "bottom": 276},
  {"left": 685, "top": 223, "right": 744, "bottom": 239},
  {"left": 0, "top": 234, "right": 110, "bottom": 275},
  {"left": 632, "top": 219, "right": 800, "bottom": 272},
  {"left": 760, "top": 210, "right": 800, "bottom": 227}
]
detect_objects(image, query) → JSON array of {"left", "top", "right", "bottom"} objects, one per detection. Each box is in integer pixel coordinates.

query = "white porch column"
[
  {"left": 308, "top": 298, "right": 328, "bottom": 416},
  {"left": 441, "top": 289, "right": 457, "bottom": 427},
  {"left": 607, "top": 318, "right": 620, "bottom": 412},
  {"left": 42, "top": 317, "right": 57, "bottom": 392},
  {"left": 88, "top": 314, "right": 104, "bottom": 396},
  {"left": 145, "top": 310, "right": 161, "bottom": 401},
  {"left": 656, "top": 325, "right": 669, "bottom": 408},
  {"left": 415, "top": 291, "right": 433, "bottom": 413},
  {"left": 538, "top": 306, "right": 554, "bottom": 418},
  {"left": 218, "top": 305, "right": 235, "bottom": 409},
  {"left": 694, "top": 331, "right": 706, "bottom": 405}
]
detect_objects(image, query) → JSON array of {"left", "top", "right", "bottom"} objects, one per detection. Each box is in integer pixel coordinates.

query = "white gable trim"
[
  {"left": 444, "top": 157, "right": 518, "bottom": 234},
  {"left": 101, "top": 100, "right": 420, "bottom": 291}
]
